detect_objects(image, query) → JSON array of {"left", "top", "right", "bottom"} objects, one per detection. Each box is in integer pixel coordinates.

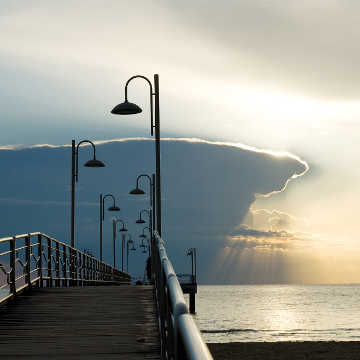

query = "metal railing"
[
  {"left": 152, "top": 232, "right": 213, "bottom": 360},
  {"left": 0, "top": 232, "right": 130, "bottom": 305}
]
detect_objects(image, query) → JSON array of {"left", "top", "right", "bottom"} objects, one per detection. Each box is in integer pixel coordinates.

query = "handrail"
[
  {"left": 152, "top": 232, "right": 213, "bottom": 360},
  {"left": 0, "top": 232, "right": 131, "bottom": 305}
]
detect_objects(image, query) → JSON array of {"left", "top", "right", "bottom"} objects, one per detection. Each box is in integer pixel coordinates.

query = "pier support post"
[{"left": 189, "top": 293, "right": 195, "bottom": 314}]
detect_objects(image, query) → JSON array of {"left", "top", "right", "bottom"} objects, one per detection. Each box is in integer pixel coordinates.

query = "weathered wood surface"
[{"left": 0, "top": 285, "right": 160, "bottom": 359}]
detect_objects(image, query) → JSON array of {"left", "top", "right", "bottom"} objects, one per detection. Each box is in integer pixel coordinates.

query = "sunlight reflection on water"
[{"left": 192, "top": 285, "right": 360, "bottom": 342}]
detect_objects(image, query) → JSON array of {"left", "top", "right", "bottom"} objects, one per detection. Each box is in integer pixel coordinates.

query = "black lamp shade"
[
  {"left": 84, "top": 159, "right": 105, "bottom": 167},
  {"left": 139, "top": 234, "right": 146, "bottom": 238},
  {"left": 119, "top": 227, "right": 128, "bottom": 232},
  {"left": 111, "top": 101, "right": 142, "bottom": 115},
  {"left": 108, "top": 205, "right": 120, "bottom": 211},
  {"left": 129, "top": 187, "right": 145, "bottom": 195},
  {"left": 136, "top": 219, "right": 146, "bottom": 224}
]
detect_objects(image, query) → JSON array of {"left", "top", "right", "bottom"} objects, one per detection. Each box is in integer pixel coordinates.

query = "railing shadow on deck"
[
  {"left": 0, "top": 232, "right": 131, "bottom": 305},
  {"left": 153, "top": 232, "right": 213, "bottom": 360}
]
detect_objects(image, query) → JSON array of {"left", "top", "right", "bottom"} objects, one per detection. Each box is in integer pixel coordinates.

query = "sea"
[{"left": 193, "top": 285, "right": 360, "bottom": 343}]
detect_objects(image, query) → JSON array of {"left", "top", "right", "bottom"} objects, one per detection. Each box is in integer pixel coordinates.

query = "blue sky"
[{"left": 1, "top": 1, "right": 360, "bottom": 283}]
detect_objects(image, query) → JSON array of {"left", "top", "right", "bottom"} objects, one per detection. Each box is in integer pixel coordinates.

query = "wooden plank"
[{"left": 0, "top": 285, "right": 160, "bottom": 359}]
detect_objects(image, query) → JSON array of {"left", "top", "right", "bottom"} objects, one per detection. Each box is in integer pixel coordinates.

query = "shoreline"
[{"left": 207, "top": 341, "right": 360, "bottom": 359}]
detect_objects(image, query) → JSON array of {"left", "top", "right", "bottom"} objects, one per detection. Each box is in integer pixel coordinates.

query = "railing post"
[
  {"left": 55, "top": 242, "right": 60, "bottom": 287},
  {"left": 47, "top": 237, "right": 52, "bottom": 287},
  {"left": 62, "top": 244, "right": 67, "bottom": 287},
  {"left": 25, "top": 234, "right": 31, "bottom": 289},
  {"left": 81, "top": 253, "right": 85, "bottom": 286},
  {"left": 86, "top": 255, "right": 89, "bottom": 282},
  {"left": 37, "top": 234, "right": 43, "bottom": 288},
  {"left": 74, "top": 251, "right": 79, "bottom": 286},
  {"left": 9, "top": 236, "right": 16, "bottom": 296},
  {"left": 90, "top": 257, "right": 94, "bottom": 284}
]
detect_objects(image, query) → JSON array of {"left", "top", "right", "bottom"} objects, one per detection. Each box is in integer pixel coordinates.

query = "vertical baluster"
[
  {"left": 47, "top": 237, "right": 52, "bottom": 287},
  {"left": 62, "top": 244, "right": 67, "bottom": 287},
  {"left": 91, "top": 257, "right": 94, "bottom": 285},
  {"left": 95, "top": 260, "right": 99, "bottom": 283},
  {"left": 74, "top": 251, "right": 78, "bottom": 286},
  {"left": 81, "top": 253, "right": 84, "bottom": 286},
  {"left": 55, "top": 242, "right": 60, "bottom": 287},
  {"left": 9, "top": 236, "right": 16, "bottom": 296},
  {"left": 37, "top": 234, "right": 43, "bottom": 288},
  {"left": 25, "top": 234, "right": 31, "bottom": 289},
  {"left": 86, "top": 255, "right": 89, "bottom": 282}
]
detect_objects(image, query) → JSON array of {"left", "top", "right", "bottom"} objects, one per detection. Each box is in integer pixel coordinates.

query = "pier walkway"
[{"left": 0, "top": 285, "right": 160, "bottom": 359}]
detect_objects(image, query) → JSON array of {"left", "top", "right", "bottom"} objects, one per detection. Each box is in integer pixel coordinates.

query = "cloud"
[
  {"left": 227, "top": 225, "right": 312, "bottom": 252},
  {"left": 164, "top": 1, "right": 360, "bottom": 98},
  {"left": 0, "top": 138, "right": 307, "bottom": 283},
  {"left": 245, "top": 208, "right": 310, "bottom": 232}
]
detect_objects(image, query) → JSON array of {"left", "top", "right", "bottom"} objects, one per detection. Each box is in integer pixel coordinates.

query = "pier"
[{"left": 0, "top": 232, "right": 213, "bottom": 359}]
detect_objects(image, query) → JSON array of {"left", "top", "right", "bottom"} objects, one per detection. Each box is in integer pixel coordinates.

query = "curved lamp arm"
[
  {"left": 115, "top": 219, "right": 125, "bottom": 227},
  {"left": 136, "top": 174, "right": 152, "bottom": 187},
  {"left": 125, "top": 75, "right": 154, "bottom": 136},
  {"left": 102, "top": 194, "right": 116, "bottom": 220},
  {"left": 75, "top": 140, "right": 97, "bottom": 182}
]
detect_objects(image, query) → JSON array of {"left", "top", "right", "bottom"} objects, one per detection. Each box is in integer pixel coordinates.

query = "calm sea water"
[{"left": 193, "top": 285, "right": 360, "bottom": 343}]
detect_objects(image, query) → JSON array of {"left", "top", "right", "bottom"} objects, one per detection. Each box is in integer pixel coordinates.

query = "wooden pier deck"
[{"left": 0, "top": 285, "right": 160, "bottom": 359}]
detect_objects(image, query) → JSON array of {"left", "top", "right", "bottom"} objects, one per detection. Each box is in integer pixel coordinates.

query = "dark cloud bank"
[{"left": 0, "top": 139, "right": 306, "bottom": 283}]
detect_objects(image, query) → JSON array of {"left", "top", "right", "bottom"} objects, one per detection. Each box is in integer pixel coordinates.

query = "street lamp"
[
  {"left": 112, "top": 219, "right": 128, "bottom": 269},
  {"left": 99, "top": 194, "right": 120, "bottom": 261},
  {"left": 136, "top": 209, "right": 151, "bottom": 225},
  {"left": 111, "top": 74, "right": 162, "bottom": 236},
  {"left": 125, "top": 234, "right": 135, "bottom": 273},
  {"left": 130, "top": 173, "right": 155, "bottom": 240},
  {"left": 71, "top": 139, "right": 105, "bottom": 247},
  {"left": 139, "top": 226, "right": 150, "bottom": 239},
  {"left": 112, "top": 219, "right": 128, "bottom": 271},
  {"left": 140, "top": 237, "right": 150, "bottom": 256}
]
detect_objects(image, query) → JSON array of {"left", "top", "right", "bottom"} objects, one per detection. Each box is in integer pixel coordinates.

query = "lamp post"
[
  {"left": 111, "top": 74, "right": 162, "bottom": 236},
  {"left": 112, "top": 219, "right": 128, "bottom": 269},
  {"left": 139, "top": 226, "right": 150, "bottom": 239},
  {"left": 129, "top": 173, "right": 155, "bottom": 236},
  {"left": 139, "top": 236, "right": 150, "bottom": 256},
  {"left": 99, "top": 194, "right": 120, "bottom": 261},
  {"left": 136, "top": 209, "right": 151, "bottom": 226},
  {"left": 113, "top": 219, "right": 128, "bottom": 271},
  {"left": 71, "top": 139, "right": 105, "bottom": 248},
  {"left": 126, "top": 235, "right": 135, "bottom": 273}
]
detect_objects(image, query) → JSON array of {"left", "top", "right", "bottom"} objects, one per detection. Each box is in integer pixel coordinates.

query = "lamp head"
[
  {"left": 131, "top": 245, "right": 136, "bottom": 251},
  {"left": 129, "top": 187, "right": 145, "bottom": 195},
  {"left": 119, "top": 226, "right": 128, "bottom": 232},
  {"left": 84, "top": 158, "right": 105, "bottom": 167},
  {"left": 108, "top": 205, "right": 120, "bottom": 211},
  {"left": 139, "top": 234, "right": 146, "bottom": 238},
  {"left": 136, "top": 219, "right": 146, "bottom": 224},
  {"left": 111, "top": 100, "right": 142, "bottom": 115}
]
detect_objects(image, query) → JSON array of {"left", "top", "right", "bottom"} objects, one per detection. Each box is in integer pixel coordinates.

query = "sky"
[{"left": 1, "top": 1, "right": 360, "bottom": 283}]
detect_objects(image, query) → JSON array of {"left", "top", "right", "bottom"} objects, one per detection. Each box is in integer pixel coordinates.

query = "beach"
[{"left": 208, "top": 341, "right": 360, "bottom": 359}]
